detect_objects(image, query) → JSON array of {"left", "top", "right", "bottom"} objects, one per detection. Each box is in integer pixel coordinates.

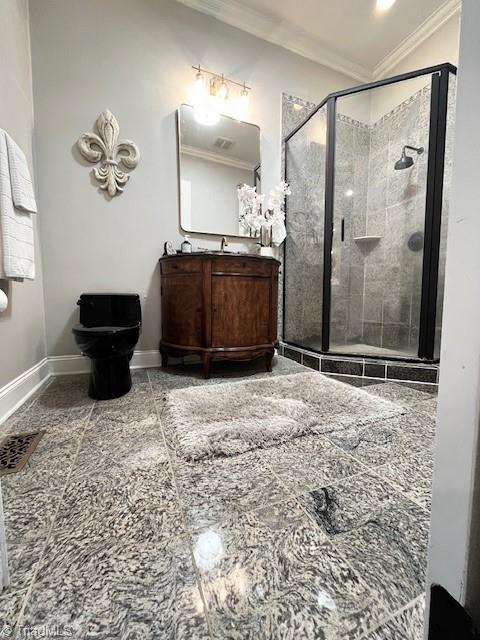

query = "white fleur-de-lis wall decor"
[{"left": 77, "top": 110, "right": 140, "bottom": 197}]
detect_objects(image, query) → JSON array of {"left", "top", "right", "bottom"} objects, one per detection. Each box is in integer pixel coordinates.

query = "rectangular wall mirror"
[{"left": 177, "top": 104, "right": 261, "bottom": 237}]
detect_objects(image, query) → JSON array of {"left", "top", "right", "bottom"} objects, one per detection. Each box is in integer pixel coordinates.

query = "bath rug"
[
  {"left": 165, "top": 372, "right": 405, "bottom": 460},
  {"left": 0, "top": 431, "right": 45, "bottom": 476}
]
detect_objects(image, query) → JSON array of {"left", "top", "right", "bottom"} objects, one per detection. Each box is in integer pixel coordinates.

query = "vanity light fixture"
[{"left": 190, "top": 65, "right": 251, "bottom": 123}]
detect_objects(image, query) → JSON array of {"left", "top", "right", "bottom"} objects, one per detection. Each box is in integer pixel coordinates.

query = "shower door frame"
[{"left": 283, "top": 62, "right": 457, "bottom": 363}]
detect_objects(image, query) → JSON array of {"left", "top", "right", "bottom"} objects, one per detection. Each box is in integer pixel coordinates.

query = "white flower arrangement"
[{"left": 237, "top": 181, "right": 291, "bottom": 246}]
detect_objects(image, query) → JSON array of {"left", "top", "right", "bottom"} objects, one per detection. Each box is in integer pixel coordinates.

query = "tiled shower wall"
[
  {"left": 283, "top": 81, "right": 455, "bottom": 357},
  {"left": 330, "top": 115, "right": 371, "bottom": 348},
  {"left": 282, "top": 94, "right": 322, "bottom": 344},
  {"left": 338, "top": 86, "right": 432, "bottom": 354}
]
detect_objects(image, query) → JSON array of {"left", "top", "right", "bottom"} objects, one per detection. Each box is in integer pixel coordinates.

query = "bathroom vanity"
[{"left": 159, "top": 253, "right": 279, "bottom": 378}]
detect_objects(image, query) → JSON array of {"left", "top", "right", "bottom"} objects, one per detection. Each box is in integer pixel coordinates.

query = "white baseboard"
[
  {"left": 0, "top": 358, "right": 51, "bottom": 426},
  {"left": 0, "top": 350, "right": 164, "bottom": 425},
  {"left": 48, "top": 354, "right": 90, "bottom": 375},
  {"left": 130, "top": 350, "right": 162, "bottom": 369},
  {"left": 48, "top": 349, "right": 162, "bottom": 375}
]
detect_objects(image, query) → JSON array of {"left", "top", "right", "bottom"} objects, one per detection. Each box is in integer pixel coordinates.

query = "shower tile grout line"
[
  {"left": 146, "top": 369, "right": 215, "bottom": 640},
  {"left": 12, "top": 400, "right": 96, "bottom": 636}
]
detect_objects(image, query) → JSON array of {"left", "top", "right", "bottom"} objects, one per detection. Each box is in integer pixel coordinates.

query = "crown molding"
[
  {"left": 181, "top": 144, "right": 256, "bottom": 171},
  {"left": 177, "top": 0, "right": 461, "bottom": 86},
  {"left": 373, "top": 0, "right": 461, "bottom": 80},
  {"left": 176, "top": 0, "right": 371, "bottom": 82}
]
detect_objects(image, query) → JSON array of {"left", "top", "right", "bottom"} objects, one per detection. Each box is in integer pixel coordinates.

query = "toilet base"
[{"left": 88, "top": 353, "right": 132, "bottom": 400}]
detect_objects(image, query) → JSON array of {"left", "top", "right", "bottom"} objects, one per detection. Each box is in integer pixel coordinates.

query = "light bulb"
[
  {"left": 192, "top": 68, "right": 207, "bottom": 103},
  {"left": 376, "top": 0, "right": 397, "bottom": 11},
  {"left": 235, "top": 84, "right": 250, "bottom": 120},
  {"left": 195, "top": 70, "right": 204, "bottom": 88},
  {"left": 218, "top": 76, "right": 228, "bottom": 100}
]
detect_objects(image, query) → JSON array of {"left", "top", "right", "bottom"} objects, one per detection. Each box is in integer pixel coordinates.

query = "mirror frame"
[{"left": 176, "top": 104, "right": 261, "bottom": 239}]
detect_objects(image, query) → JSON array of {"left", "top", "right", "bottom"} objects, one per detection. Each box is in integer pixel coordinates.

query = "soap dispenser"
[{"left": 181, "top": 235, "right": 192, "bottom": 253}]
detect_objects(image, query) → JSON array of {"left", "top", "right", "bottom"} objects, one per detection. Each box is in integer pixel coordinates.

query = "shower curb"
[{"left": 279, "top": 342, "right": 439, "bottom": 385}]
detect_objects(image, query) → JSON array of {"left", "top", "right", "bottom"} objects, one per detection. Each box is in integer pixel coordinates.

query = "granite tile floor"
[{"left": 0, "top": 356, "right": 436, "bottom": 639}]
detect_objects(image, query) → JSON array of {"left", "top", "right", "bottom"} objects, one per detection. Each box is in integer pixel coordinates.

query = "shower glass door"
[
  {"left": 284, "top": 104, "right": 327, "bottom": 350},
  {"left": 329, "top": 75, "right": 433, "bottom": 358}
]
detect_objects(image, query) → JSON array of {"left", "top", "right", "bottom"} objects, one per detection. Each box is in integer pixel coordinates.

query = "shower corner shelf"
[{"left": 353, "top": 235, "right": 382, "bottom": 244}]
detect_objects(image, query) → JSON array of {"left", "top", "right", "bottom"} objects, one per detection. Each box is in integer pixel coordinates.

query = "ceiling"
[
  {"left": 179, "top": 104, "right": 260, "bottom": 167},
  {"left": 176, "top": 0, "right": 460, "bottom": 80}
]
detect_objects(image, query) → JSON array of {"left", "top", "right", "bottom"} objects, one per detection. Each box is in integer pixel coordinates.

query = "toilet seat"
[{"left": 72, "top": 322, "right": 140, "bottom": 338}]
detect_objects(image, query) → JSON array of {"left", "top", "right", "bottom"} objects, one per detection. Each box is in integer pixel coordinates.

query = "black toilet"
[{"left": 72, "top": 293, "right": 141, "bottom": 400}]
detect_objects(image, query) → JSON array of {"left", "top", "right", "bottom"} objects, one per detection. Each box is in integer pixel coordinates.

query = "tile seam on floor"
[
  {"left": 263, "top": 456, "right": 394, "bottom": 630},
  {"left": 163, "top": 416, "right": 419, "bottom": 532},
  {"left": 366, "top": 458, "right": 432, "bottom": 515},
  {"left": 146, "top": 369, "right": 215, "bottom": 640},
  {"left": 148, "top": 365, "right": 431, "bottom": 637},
  {"left": 268, "top": 434, "right": 430, "bottom": 632},
  {"left": 320, "top": 428, "right": 433, "bottom": 514},
  {"left": 13, "top": 400, "right": 96, "bottom": 636},
  {"left": 355, "top": 593, "right": 425, "bottom": 640}
]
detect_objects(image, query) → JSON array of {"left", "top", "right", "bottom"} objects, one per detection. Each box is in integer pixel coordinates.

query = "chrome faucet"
[{"left": 220, "top": 236, "right": 228, "bottom": 252}]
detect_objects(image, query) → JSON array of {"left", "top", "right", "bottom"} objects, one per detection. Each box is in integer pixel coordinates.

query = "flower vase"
[{"left": 260, "top": 226, "right": 273, "bottom": 256}]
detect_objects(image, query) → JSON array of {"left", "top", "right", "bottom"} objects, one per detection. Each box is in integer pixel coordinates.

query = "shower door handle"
[{"left": 341, "top": 218, "right": 345, "bottom": 242}]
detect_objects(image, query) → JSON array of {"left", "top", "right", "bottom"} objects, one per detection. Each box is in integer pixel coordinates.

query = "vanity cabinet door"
[
  {"left": 211, "top": 275, "right": 271, "bottom": 348},
  {"left": 161, "top": 274, "right": 203, "bottom": 347}
]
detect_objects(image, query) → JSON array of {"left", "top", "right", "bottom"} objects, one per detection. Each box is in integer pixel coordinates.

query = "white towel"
[
  {"left": 5, "top": 134, "right": 37, "bottom": 214},
  {"left": 0, "top": 130, "right": 36, "bottom": 280}
]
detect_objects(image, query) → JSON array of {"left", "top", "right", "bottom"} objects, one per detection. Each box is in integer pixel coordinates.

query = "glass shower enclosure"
[{"left": 283, "top": 63, "right": 456, "bottom": 362}]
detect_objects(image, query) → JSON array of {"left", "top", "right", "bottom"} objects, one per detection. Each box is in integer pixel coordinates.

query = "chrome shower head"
[{"left": 394, "top": 145, "right": 424, "bottom": 170}]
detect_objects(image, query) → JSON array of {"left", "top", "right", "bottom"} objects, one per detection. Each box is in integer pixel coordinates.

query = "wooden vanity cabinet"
[{"left": 159, "top": 253, "right": 280, "bottom": 378}]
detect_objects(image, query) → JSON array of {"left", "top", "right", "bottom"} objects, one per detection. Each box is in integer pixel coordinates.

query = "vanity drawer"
[
  {"left": 160, "top": 257, "right": 202, "bottom": 275},
  {"left": 211, "top": 257, "right": 271, "bottom": 276}
]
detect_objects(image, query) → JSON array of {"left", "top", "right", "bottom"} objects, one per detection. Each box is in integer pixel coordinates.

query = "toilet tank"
[{"left": 77, "top": 293, "right": 141, "bottom": 327}]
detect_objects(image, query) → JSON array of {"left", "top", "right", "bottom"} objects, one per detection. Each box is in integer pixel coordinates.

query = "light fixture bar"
[{"left": 192, "top": 65, "right": 251, "bottom": 91}]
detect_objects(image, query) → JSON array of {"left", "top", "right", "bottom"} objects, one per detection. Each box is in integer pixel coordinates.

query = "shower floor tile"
[{"left": 0, "top": 357, "right": 436, "bottom": 638}]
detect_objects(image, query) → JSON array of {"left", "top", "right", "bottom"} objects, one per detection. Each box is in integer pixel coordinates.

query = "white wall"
[
  {"left": 427, "top": 0, "right": 480, "bottom": 628},
  {"left": 0, "top": 0, "right": 46, "bottom": 388},
  {"left": 181, "top": 154, "right": 251, "bottom": 236},
  {"left": 370, "top": 13, "right": 460, "bottom": 122},
  {"left": 29, "top": 0, "right": 358, "bottom": 357}
]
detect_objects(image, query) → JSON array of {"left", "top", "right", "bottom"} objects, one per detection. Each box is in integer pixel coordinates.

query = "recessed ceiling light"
[{"left": 376, "top": 0, "right": 397, "bottom": 11}]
